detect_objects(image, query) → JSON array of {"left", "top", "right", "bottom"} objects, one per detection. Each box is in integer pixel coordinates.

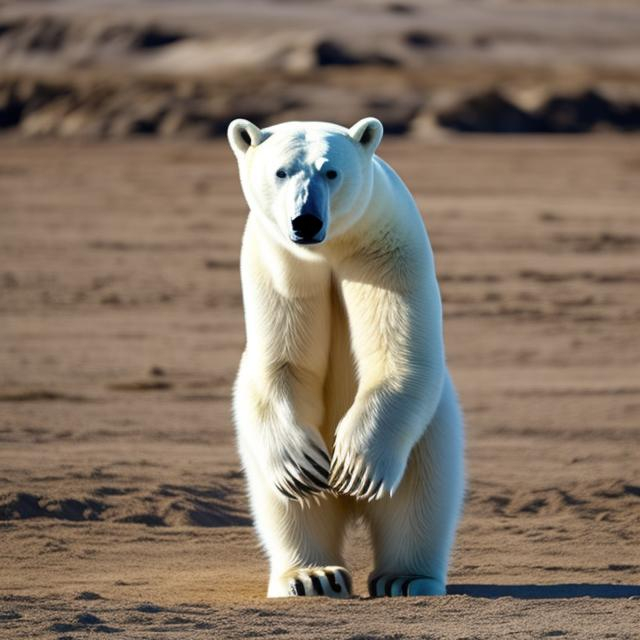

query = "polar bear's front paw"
[
  {"left": 329, "top": 444, "right": 406, "bottom": 501},
  {"left": 368, "top": 574, "right": 445, "bottom": 597},
  {"left": 269, "top": 436, "right": 332, "bottom": 506},
  {"left": 286, "top": 566, "right": 352, "bottom": 598}
]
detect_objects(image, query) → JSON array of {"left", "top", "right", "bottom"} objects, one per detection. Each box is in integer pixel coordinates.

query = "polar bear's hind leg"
[
  {"left": 364, "top": 372, "right": 464, "bottom": 597},
  {"left": 243, "top": 462, "right": 352, "bottom": 597}
]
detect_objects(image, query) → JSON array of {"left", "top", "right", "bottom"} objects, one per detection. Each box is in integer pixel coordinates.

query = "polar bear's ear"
[
  {"left": 227, "top": 119, "right": 266, "bottom": 156},
  {"left": 348, "top": 117, "right": 383, "bottom": 155}
]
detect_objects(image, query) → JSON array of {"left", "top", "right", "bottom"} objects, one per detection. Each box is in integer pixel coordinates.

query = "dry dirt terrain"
[{"left": 1, "top": 135, "right": 639, "bottom": 638}]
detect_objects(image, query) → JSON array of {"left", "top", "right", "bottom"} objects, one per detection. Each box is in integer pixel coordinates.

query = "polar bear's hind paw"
[
  {"left": 368, "top": 574, "right": 445, "bottom": 597},
  {"left": 287, "top": 566, "right": 352, "bottom": 598}
]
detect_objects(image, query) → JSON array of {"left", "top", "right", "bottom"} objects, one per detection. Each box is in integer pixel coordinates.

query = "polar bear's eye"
[
  {"left": 326, "top": 170, "right": 338, "bottom": 180},
  {"left": 276, "top": 169, "right": 287, "bottom": 179}
]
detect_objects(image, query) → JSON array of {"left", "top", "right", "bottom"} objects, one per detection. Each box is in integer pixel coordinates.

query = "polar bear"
[{"left": 227, "top": 117, "right": 464, "bottom": 599}]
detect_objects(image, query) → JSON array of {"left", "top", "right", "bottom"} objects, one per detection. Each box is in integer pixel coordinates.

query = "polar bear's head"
[{"left": 227, "top": 118, "right": 383, "bottom": 247}]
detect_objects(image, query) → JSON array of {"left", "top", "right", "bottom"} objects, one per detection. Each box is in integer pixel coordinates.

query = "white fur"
[{"left": 228, "top": 118, "right": 464, "bottom": 598}]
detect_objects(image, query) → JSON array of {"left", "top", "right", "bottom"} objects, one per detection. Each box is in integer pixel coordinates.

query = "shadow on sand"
[{"left": 447, "top": 584, "right": 640, "bottom": 599}]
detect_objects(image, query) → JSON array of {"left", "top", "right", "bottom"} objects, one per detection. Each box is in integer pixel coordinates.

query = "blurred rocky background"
[{"left": 1, "top": 0, "right": 640, "bottom": 138}]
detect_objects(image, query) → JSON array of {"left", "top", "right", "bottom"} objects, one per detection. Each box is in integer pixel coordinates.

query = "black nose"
[{"left": 291, "top": 214, "right": 324, "bottom": 243}]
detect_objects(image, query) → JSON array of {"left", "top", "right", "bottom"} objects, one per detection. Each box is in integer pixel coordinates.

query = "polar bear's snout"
[
  {"left": 289, "top": 175, "right": 328, "bottom": 244},
  {"left": 291, "top": 214, "right": 324, "bottom": 244}
]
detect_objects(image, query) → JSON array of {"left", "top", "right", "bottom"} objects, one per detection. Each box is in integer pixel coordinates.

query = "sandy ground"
[{"left": 1, "top": 135, "right": 640, "bottom": 638}]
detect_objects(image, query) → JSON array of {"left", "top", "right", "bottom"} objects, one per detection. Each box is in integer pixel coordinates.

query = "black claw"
[
  {"left": 275, "top": 483, "right": 297, "bottom": 501},
  {"left": 310, "top": 574, "right": 324, "bottom": 595},
  {"left": 309, "top": 475, "right": 331, "bottom": 491},
  {"left": 296, "top": 466, "right": 328, "bottom": 491},
  {"left": 337, "top": 569, "right": 352, "bottom": 595},
  {"left": 384, "top": 577, "right": 394, "bottom": 597},
  {"left": 306, "top": 473, "right": 331, "bottom": 491},
  {"left": 401, "top": 577, "right": 413, "bottom": 596},
  {"left": 291, "top": 579, "right": 305, "bottom": 596},
  {"left": 289, "top": 475, "right": 319, "bottom": 496},
  {"left": 285, "top": 454, "right": 327, "bottom": 492},
  {"left": 368, "top": 576, "right": 380, "bottom": 598},
  {"left": 304, "top": 453, "right": 330, "bottom": 479},
  {"left": 325, "top": 570, "right": 342, "bottom": 593},
  {"left": 282, "top": 477, "right": 304, "bottom": 499},
  {"left": 299, "top": 463, "right": 331, "bottom": 490},
  {"left": 312, "top": 444, "right": 331, "bottom": 464}
]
